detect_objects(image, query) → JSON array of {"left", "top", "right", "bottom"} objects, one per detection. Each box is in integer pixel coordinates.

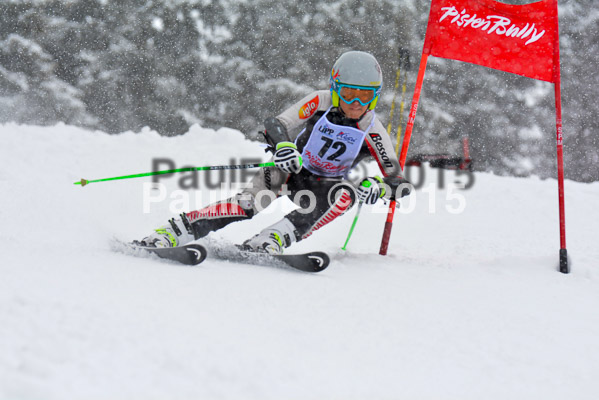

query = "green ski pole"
[
  {"left": 74, "top": 162, "right": 275, "bottom": 187},
  {"left": 341, "top": 201, "right": 364, "bottom": 251}
]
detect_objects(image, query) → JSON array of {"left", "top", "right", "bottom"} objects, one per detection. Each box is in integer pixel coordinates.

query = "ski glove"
[
  {"left": 357, "top": 176, "right": 385, "bottom": 204},
  {"left": 273, "top": 142, "right": 303, "bottom": 174},
  {"left": 384, "top": 176, "right": 412, "bottom": 198}
]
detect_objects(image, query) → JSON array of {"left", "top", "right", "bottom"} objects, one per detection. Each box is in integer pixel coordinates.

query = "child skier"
[{"left": 137, "top": 51, "right": 410, "bottom": 254}]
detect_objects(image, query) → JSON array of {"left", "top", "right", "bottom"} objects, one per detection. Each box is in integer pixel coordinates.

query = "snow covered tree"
[
  {"left": 0, "top": 34, "right": 93, "bottom": 126},
  {"left": 0, "top": 0, "right": 596, "bottom": 181}
]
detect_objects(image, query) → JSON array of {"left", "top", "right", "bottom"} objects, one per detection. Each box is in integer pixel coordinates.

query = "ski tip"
[
  {"left": 184, "top": 244, "right": 208, "bottom": 265},
  {"left": 122, "top": 242, "right": 208, "bottom": 266},
  {"left": 306, "top": 251, "right": 330, "bottom": 272}
]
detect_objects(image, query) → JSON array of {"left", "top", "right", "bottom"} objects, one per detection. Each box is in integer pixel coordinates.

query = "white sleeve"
[
  {"left": 363, "top": 116, "right": 403, "bottom": 178},
  {"left": 275, "top": 90, "right": 332, "bottom": 139}
]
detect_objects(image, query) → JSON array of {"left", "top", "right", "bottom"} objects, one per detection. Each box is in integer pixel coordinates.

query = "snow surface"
[{"left": 1, "top": 122, "right": 598, "bottom": 399}]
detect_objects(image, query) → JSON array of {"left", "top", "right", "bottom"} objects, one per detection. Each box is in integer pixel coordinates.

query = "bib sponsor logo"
[
  {"left": 304, "top": 149, "right": 350, "bottom": 174},
  {"left": 335, "top": 131, "right": 357, "bottom": 145},
  {"left": 318, "top": 124, "right": 334, "bottom": 136},
  {"left": 299, "top": 96, "right": 319, "bottom": 119}
]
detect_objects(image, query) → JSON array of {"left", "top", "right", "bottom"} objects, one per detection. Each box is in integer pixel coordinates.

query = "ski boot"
[
  {"left": 136, "top": 214, "right": 195, "bottom": 248},
  {"left": 242, "top": 218, "right": 299, "bottom": 255}
]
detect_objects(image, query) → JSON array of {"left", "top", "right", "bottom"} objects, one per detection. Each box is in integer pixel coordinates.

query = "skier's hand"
[
  {"left": 357, "top": 176, "right": 385, "bottom": 204},
  {"left": 273, "top": 142, "right": 303, "bottom": 174},
  {"left": 383, "top": 176, "right": 412, "bottom": 198}
]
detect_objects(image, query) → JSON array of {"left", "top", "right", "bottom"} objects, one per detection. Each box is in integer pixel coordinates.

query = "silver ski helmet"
[{"left": 330, "top": 51, "right": 383, "bottom": 111}]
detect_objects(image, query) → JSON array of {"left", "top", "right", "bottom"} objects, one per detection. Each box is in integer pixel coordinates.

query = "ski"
[
  {"left": 125, "top": 243, "right": 208, "bottom": 266},
  {"left": 208, "top": 245, "right": 330, "bottom": 273},
  {"left": 115, "top": 240, "right": 328, "bottom": 272}
]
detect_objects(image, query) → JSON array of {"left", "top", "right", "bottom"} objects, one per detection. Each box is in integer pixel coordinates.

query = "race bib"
[{"left": 300, "top": 108, "right": 374, "bottom": 177}]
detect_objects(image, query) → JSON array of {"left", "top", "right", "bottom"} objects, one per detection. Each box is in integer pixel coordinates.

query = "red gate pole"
[
  {"left": 380, "top": 54, "right": 429, "bottom": 255},
  {"left": 553, "top": 12, "right": 568, "bottom": 273},
  {"left": 399, "top": 54, "right": 429, "bottom": 169}
]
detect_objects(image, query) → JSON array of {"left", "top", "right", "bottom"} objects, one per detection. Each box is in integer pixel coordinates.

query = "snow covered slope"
[{"left": 1, "top": 123, "right": 598, "bottom": 399}]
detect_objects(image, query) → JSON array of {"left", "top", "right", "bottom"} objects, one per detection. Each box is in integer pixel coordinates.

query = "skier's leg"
[
  {"left": 136, "top": 194, "right": 253, "bottom": 248},
  {"left": 185, "top": 192, "right": 257, "bottom": 238},
  {"left": 242, "top": 180, "right": 356, "bottom": 253},
  {"left": 138, "top": 166, "right": 289, "bottom": 247},
  {"left": 287, "top": 181, "right": 356, "bottom": 240}
]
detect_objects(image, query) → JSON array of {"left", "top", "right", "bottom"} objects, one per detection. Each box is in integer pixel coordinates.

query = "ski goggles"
[{"left": 334, "top": 83, "right": 380, "bottom": 106}]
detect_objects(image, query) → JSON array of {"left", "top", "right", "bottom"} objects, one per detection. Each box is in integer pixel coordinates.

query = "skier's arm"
[
  {"left": 364, "top": 119, "right": 411, "bottom": 199},
  {"left": 263, "top": 117, "right": 290, "bottom": 149},
  {"left": 263, "top": 90, "right": 332, "bottom": 145}
]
